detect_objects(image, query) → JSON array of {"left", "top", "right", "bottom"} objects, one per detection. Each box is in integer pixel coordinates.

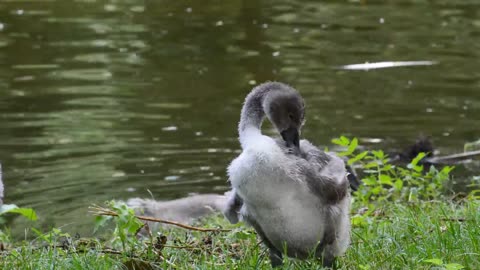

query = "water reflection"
[{"left": 0, "top": 0, "right": 479, "bottom": 236}]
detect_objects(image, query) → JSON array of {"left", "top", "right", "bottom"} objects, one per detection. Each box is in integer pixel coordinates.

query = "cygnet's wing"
[
  {"left": 273, "top": 138, "right": 348, "bottom": 202},
  {"left": 300, "top": 140, "right": 349, "bottom": 203}
]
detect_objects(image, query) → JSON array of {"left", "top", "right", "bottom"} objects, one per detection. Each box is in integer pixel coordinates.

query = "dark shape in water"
[
  {"left": 393, "top": 136, "right": 480, "bottom": 165},
  {"left": 398, "top": 136, "right": 435, "bottom": 163}
]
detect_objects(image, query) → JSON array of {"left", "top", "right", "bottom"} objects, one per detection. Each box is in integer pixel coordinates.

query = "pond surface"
[{"left": 1, "top": 0, "right": 479, "bottom": 236}]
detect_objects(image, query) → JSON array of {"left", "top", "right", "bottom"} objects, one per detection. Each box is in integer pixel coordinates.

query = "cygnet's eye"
[{"left": 288, "top": 113, "right": 294, "bottom": 120}]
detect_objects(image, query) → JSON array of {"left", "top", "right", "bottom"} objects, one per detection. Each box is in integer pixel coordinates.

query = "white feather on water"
[{"left": 339, "top": 61, "right": 438, "bottom": 70}]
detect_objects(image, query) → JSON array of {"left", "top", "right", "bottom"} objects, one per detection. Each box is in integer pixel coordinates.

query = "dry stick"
[
  {"left": 89, "top": 206, "right": 231, "bottom": 232},
  {"left": 426, "top": 149, "right": 480, "bottom": 164},
  {"left": 163, "top": 244, "right": 200, "bottom": 250}
]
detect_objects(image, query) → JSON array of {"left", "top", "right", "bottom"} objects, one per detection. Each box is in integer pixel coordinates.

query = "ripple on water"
[
  {"left": 146, "top": 103, "right": 192, "bottom": 109},
  {"left": 55, "top": 85, "right": 118, "bottom": 95},
  {"left": 49, "top": 69, "right": 112, "bottom": 81},
  {"left": 12, "top": 64, "right": 59, "bottom": 70},
  {"left": 73, "top": 52, "right": 145, "bottom": 65},
  {"left": 0, "top": 37, "right": 11, "bottom": 48},
  {"left": 49, "top": 40, "right": 114, "bottom": 48}
]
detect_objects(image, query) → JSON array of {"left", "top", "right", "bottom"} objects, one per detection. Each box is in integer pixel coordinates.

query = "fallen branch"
[
  {"left": 426, "top": 149, "right": 480, "bottom": 164},
  {"left": 89, "top": 205, "right": 231, "bottom": 232}
]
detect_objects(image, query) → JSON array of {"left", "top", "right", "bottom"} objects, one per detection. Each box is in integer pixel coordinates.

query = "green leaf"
[
  {"left": 331, "top": 139, "right": 343, "bottom": 146},
  {"left": 362, "top": 177, "right": 377, "bottom": 186},
  {"left": 331, "top": 136, "right": 350, "bottom": 147},
  {"left": 413, "top": 165, "right": 424, "bottom": 172},
  {"left": 371, "top": 186, "right": 382, "bottom": 195},
  {"left": 423, "top": 258, "right": 443, "bottom": 265},
  {"left": 31, "top": 228, "right": 51, "bottom": 243},
  {"left": 347, "top": 137, "right": 359, "bottom": 154},
  {"left": 441, "top": 166, "right": 454, "bottom": 175},
  {"left": 235, "top": 230, "right": 253, "bottom": 240},
  {"left": 410, "top": 152, "right": 426, "bottom": 167},
  {"left": 7, "top": 208, "right": 37, "bottom": 221},
  {"left": 0, "top": 204, "right": 37, "bottom": 221},
  {"left": 364, "top": 162, "right": 379, "bottom": 169},
  {"left": 348, "top": 151, "right": 369, "bottom": 165},
  {"left": 351, "top": 215, "right": 368, "bottom": 227},
  {"left": 394, "top": 179, "right": 403, "bottom": 190},
  {"left": 445, "top": 263, "right": 465, "bottom": 270},
  {"left": 468, "top": 190, "right": 480, "bottom": 200},
  {"left": 379, "top": 174, "right": 393, "bottom": 186},
  {"left": 372, "top": 150, "right": 385, "bottom": 159},
  {"left": 94, "top": 215, "right": 112, "bottom": 233}
]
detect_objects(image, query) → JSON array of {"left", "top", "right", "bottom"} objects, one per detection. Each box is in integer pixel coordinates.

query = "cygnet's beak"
[{"left": 281, "top": 127, "right": 300, "bottom": 150}]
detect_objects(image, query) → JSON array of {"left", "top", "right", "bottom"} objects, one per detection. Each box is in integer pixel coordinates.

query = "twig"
[
  {"left": 97, "top": 248, "right": 124, "bottom": 256},
  {"left": 89, "top": 205, "right": 231, "bottom": 232},
  {"left": 440, "top": 218, "right": 467, "bottom": 222},
  {"left": 162, "top": 244, "right": 200, "bottom": 250},
  {"left": 426, "top": 149, "right": 480, "bottom": 164}
]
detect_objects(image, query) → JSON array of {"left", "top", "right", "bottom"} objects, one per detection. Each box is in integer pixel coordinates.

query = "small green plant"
[
  {"left": 94, "top": 200, "right": 144, "bottom": 252},
  {"left": 332, "top": 136, "right": 454, "bottom": 204},
  {"left": 1, "top": 204, "right": 38, "bottom": 243},
  {"left": 31, "top": 227, "right": 70, "bottom": 246},
  {"left": 332, "top": 136, "right": 456, "bottom": 228}
]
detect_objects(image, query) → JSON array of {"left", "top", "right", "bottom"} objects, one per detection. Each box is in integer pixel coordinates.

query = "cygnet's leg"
[
  {"left": 244, "top": 215, "right": 283, "bottom": 267},
  {"left": 314, "top": 229, "right": 336, "bottom": 268},
  {"left": 320, "top": 204, "right": 351, "bottom": 269},
  {"left": 321, "top": 245, "right": 337, "bottom": 269},
  {"left": 224, "top": 192, "right": 282, "bottom": 266},
  {"left": 223, "top": 189, "right": 243, "bottom": 224}
]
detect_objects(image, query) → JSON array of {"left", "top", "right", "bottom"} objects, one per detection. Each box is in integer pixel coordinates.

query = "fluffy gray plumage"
[{"left": 223, "top": 82, "right": 351, "bottom": 267}]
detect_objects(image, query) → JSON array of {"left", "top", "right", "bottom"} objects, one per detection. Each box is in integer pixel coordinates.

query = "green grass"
[
  {"left": 2, "top": 138, "right": 479, "bottom": 269},
  {"left": 1, "top": 199, "right": 478, "bottom": 270}
]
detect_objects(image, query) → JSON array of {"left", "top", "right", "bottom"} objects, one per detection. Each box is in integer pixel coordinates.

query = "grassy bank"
[
  {"left": 1, "top": 199, "right": 479, "bottom": 270},
  {"left": 1, "top": 138, "right": 479, "bottom": 269}
]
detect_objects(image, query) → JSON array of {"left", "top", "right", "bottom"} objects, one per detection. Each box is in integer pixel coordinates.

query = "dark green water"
[{"left": 1, "top": 0, "right": 479, "bottom": 236}]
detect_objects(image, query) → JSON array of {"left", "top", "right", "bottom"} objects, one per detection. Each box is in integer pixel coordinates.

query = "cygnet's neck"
[{"left": 238, "top": 82, "right": 285, "bottom": 148}]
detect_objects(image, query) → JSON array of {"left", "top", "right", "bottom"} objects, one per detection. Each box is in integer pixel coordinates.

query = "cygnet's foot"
[
  {"left": 321, "top": 256, "right": 336, "bottom": 269},
  {"left": 269, "top": 249, "right": 283, "bottom": 268}
]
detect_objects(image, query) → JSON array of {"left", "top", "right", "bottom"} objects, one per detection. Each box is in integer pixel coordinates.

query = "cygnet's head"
[{"left": 263, "top": 87, "right": 305, "bottom": 149}]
